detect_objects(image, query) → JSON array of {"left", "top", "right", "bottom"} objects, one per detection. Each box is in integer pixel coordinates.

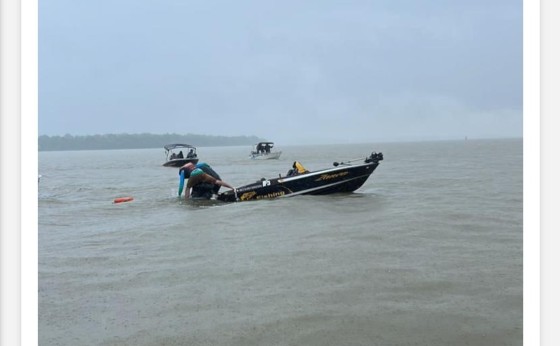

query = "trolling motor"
[
  {"left": 333, "top": 151, "right": 383, "bottom": 166},
  {"left": 365, "top": 152, "right": 383, "bottom": 163}
]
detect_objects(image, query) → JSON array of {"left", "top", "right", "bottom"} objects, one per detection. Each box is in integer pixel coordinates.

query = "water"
[{"left": 38, "top": 139, "right": 522, "bottom": 345}]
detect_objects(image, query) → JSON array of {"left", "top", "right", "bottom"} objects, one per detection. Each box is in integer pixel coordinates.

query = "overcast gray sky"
[{"left": 39, "top": 0, "right": 522, "bottom": 145}]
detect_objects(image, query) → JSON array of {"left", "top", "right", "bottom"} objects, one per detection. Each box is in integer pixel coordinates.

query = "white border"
[
  {"left": 523, "top": 0, "right": 540, "bottom": 344},
  {"left": 22, "top": 0, "right": 39, "bottom": 344},
  {"left": 540, "top": 0, "right": 559, "bottom": 345},
  {"left": 1, "top": 0, "right": 22, "bottom": 345}
]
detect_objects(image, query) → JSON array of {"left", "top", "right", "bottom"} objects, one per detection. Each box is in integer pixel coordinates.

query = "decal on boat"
[
  {"left": 314, "top": 171, "right": 349, "bottom": 182},
  {"left": 256, "top": 191, "right": 285, "bottom": 200},
  {"left": 239, "top": 191, "right": 257, "bottom": 201}
]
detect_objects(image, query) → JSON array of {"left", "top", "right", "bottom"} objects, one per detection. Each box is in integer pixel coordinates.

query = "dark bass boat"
[{"left": 213, "top": 151, "right": 383, "bottom": 202}]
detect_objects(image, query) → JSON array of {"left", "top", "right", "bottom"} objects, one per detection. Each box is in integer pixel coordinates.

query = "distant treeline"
[{"left": 38, "top": 133, "right": 266, "bottom": 151}]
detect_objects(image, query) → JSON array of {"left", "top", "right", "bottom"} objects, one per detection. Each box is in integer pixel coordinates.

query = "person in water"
[
  {"left": 180, "top": 162, "right": 222, "bottom": 194},
  {"left": 178, "top": 162, "right": 236, "bottom": 199}
]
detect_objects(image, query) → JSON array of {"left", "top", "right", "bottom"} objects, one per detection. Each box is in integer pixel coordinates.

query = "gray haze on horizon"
[{"left": 39, "top": 0, "right": 522, "bottom": 145}]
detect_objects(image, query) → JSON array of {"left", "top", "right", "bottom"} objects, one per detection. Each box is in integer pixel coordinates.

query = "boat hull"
[
  {"left": 217, "top": 159, "right": 380, "bottom": 202},
  {"left": 250, "top": 151, "right": 282, "bottom": 160},
  {"left": 163, "top": 158, "right": 199, "bottom": 167}
]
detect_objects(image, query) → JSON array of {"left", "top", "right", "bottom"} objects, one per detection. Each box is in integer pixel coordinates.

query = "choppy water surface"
[{"left": 39, "top": 139, "right": 522, "bottom": 345}]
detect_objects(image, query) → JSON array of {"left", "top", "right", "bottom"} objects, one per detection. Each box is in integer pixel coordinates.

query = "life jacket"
[
  {"left": 294, "top": 161, "right": 308, "bottom": 174},
  {"left": 287, "top": 161, "right": 309, "bottom": 177}
]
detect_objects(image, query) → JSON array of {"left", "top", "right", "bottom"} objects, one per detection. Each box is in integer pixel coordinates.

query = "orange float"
[{"left": 113, "top": 196, "right": 134, "bottom": 204}]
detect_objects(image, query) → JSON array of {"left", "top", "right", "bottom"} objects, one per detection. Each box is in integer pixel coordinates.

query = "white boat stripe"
[{"left": 280, "top": 173, "right": 372, "bottom": 197}]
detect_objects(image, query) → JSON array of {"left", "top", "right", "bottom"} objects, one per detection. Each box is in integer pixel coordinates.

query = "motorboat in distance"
[
  {"left": 163, "top": 144, "right": 199, "bottom": 167},
  {"left": 214, "top": 151, "right": 383, "bottom": 202},
  {"left": 249, "top": 142, "right": 282, "bottom": 160}
]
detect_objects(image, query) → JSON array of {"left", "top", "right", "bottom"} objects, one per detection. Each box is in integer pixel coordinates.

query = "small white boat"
[
  {"left": 249, "top": 142, "right": 282, "bottom": 160},
  {"left": 162, "top": 144, "right": 199, "bottom": 167}
]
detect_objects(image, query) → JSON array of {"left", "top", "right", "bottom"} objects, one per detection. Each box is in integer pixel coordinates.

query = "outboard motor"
[{"left": 365, "top": 152, "right": 383, "bottom": 163}]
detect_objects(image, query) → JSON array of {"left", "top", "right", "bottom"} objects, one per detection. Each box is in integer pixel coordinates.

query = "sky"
[{"left": 39, "top": 0, "right": 523, "bottom": 145}]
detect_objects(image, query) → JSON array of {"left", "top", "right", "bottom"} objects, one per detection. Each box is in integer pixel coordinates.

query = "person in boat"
[
  {"left": 177, "top": 151, "right": 184, "bottom": 158},
  {"left": 264, "top": 144, "right": 271, "bottom": 153},
  {"left": 287, "top": 161, "right": 308, "bottom": 176},
  {"left": 187, "top": 149, "right": 195, "bottom": 158},
  {"left": 178, "top": 162, "right": 235, "bottom": 199},
  {"left": 256, "top": 143, "right": 263, "bottom": 154},
  {"left": 170, "top": 152, "right": 177, "bottom": 160}
]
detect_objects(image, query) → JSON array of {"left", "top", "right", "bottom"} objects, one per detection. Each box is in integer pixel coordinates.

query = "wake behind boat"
[{"left": 213, "top": 151, "right": 383, "bottom": 202}]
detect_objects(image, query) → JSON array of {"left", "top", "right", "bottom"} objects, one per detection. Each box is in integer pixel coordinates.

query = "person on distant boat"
[
  {"left": 178, "top": 162, "right": 235, "bottom": 199},
  {"left": 187, "top": 149, "right": 195, "bottom": 158},
  {"left": 287, "top": 161, "right": 308, "bottom": 176},
  {"left": 264, "top": 144, "right": 271, "bottom": 153},
  {"left": 177, "top": 151, "right": 184, "bottom": 158},
  {"left": 170, "top": 152, "right": 177, "bottom": 160}
]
